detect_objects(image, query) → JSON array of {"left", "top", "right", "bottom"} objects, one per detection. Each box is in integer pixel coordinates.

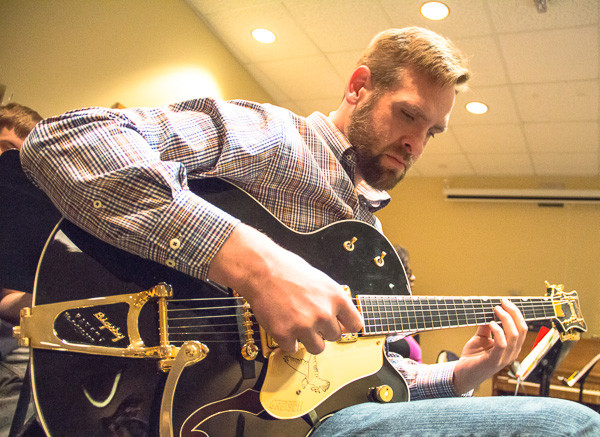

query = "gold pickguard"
[{"left": 260, "top": 336, "right": 386, "bottom": 419}]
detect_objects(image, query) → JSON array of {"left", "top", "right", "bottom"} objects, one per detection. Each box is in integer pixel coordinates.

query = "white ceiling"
[{"left": 186, "top": 0, "right": 599, "bottom": 178}]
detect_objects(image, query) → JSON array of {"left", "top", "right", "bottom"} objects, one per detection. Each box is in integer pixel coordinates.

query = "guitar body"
[{"left": 30, "top": 178, "right": 411, "bottom": 436}]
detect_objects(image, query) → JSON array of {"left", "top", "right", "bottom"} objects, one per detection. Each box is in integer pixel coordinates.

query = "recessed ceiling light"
[
  {"left": 252, "top": 28, "right": 276, "bottom": 44},
  {"left": 420, "top": 2, "right": 450, "bottom": 20},
  {"left": 466, "top": 101, "right": 488, "bottom": 114}
]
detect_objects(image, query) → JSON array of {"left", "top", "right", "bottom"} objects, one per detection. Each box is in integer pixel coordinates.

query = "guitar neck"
[{"left": 358, "top": 295, "right": 556, "bottom": 336}]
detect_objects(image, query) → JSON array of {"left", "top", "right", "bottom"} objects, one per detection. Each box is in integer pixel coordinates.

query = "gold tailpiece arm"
[{"left": 12, "top": 283, "right": 200, "bottom": 371}]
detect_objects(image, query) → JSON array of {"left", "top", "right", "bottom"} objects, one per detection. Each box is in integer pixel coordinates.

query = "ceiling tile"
[
  {"left": 513, "top": 81, "right": 599, "bottom": 122},
  {"left": 412, "top": 153, "right": 475, "bottom": 177},
  {"left": 203, "top": 2, "right": 321, "bottom": 63},
  {"left": 467, "top": 153, "right": 534, "bottom": 176},
  {"left": 524, "top": 121, "right": 599, "bottom": 153},
  {"left": 327, "top": 50, "right": 363, "bottom": 82},
  {"left": 532, "top": 152, "right": 599, "bottom": 175},
  {"left": 254, "top": 56, "right": 345, "bottom": 101},
  {"left": 452, "top": 86, "right": 520, "bottom": 125},
  {"left": 283, "top": 0, "right": 392, "bottom": 52},
  {"left": 186, "top": 0, "right": 277, "bottom": 16},
  {"left": 244, "top": 63, "right": 291, "bottom": 103},
  {"left": 425, "top": 128, "right": 463, "bottom": 154},
  {"left": 454, "top": 36, "right": 509, "bottom": 86},
  {"left": 453, "top": 123, "right": 527, "bottom": 153},
  {"left": 487, "top": 0, "right": 599, "bottom": 33},
  {"left": 380, "top": 0, "right": 493, "bottom": 39},
  {"left": 499, "top": 26, "right": 598, "bottom": 83}
]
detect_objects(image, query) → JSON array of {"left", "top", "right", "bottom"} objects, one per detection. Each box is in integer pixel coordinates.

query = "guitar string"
[
  {"left": 166, "top": 297, "right": 558, "bottom": 323},
  {"left": 165, "top": 297, "right": 559, "bottom": 340}
]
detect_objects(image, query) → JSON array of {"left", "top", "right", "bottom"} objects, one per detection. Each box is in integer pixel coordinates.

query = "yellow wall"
[
  {"left": 0, "top": 0, "right": 272, "bottom": 117},
  {"left": 377, "top": 175, "right": 600, "bottom": 394}
]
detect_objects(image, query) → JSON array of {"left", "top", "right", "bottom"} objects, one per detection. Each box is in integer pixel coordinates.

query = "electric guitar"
[{"left": 15, "top": 178, "right": 587, "bottom": 436}]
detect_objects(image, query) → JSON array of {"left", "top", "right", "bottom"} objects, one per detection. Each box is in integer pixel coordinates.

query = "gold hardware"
[
  {"left": 13, "top": 307, "right": 31, "bottom": 347},
  {"left": 369, "top": 385, "right": 394, "bottom": 403},
  {"left": 260, "top": 327, "right": 278, "bottom": 358},
  {"left": 14, "top": 283, "right": 184, "bottom": 366},
  {"left": 559, "top": 331, "right": 581, "bottom": 342},
  {"left": 374, "top": 251, "right": 387, "bottom": 267},
  {"left": 160, "top": 341, "right": 208, "bottom": 437},
  {"left": 242, "top": 343, "right": 259, "bottom": 360},
  {"left": 239, "top": 297, "right": 259, "bottom": 360},
  {"left": 338, "top": 285, "right": 358, "bottom": 342},
  {"left": 343, "top": 237, "right": 357, "bottom": 251}
]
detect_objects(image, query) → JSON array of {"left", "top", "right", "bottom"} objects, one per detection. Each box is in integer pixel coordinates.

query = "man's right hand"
[{"left": 208, "top": 223, "right": 364, "bottom": 355}]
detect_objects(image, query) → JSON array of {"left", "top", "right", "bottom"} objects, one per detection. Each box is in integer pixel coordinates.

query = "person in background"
[
  {"left": 388, "top": 245, "right": 422, "bottom": 363},
  {"left": 21, "top": 27, "right": 600, "bottom": 435},
  {"left": 0, "top": 103, "right": 60, "bottom": 435}
]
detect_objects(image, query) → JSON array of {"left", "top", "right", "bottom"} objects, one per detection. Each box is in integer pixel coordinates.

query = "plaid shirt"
[{"left": 22, "top": 97, "right": 460, "bottom": 400}]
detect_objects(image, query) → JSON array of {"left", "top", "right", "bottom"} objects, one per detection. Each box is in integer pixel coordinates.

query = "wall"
[
  {"left": 377, "top": 175, "right": 600, "bottom": 394},
  {"left": 0, "top": 0, "right": 272, "bottom": 117}
]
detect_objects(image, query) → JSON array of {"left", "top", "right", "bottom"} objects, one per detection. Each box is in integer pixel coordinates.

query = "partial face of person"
[
  {"left": 347, "top": 67, "right": 456, "bottom": 190},
  {"left": 0, "top": 128, "right": 25, "bottom": 155}
]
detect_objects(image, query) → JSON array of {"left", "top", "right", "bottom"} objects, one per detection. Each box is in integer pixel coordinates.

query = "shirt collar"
[{"left": 306, "top": 111, "right": 391, "bottom": 212}]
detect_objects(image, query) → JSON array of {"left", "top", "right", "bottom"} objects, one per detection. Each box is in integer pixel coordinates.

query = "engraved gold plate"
[
  {"left": 260, "top": 336, "right": 386, "bottom": 419},
  {"left": 14, "top": 283, "right": 182, "bottom": 364}
]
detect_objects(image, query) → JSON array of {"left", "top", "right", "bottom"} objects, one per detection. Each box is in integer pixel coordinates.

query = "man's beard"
[{"left": 347, "top": 93, "right": 414, "bottom": 191}]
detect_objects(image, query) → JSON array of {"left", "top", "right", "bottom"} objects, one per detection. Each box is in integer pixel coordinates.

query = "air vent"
[{"left": 443, "top": 188, "right": 600, "bottom": 205}]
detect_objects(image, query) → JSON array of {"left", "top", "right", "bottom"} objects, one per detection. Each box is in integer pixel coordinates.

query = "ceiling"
[{"left": 186, "top": 0, "right": 599, "bottom": 178}]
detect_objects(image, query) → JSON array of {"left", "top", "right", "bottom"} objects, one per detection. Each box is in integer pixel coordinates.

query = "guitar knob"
[
  {"left": 368, "top": 385, "right": 394, "bottom": 403},
  {"left": 242, "top": 343, "right": 259, "bottom": 360}
]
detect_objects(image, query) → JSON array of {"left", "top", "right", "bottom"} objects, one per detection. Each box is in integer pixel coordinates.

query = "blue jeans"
[{"left": 312, "top": 396, "right": 600, "bottom": 436}]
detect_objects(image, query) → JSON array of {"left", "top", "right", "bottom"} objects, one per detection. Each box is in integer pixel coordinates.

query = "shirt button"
[
  {"left": 169, "top": 238, "right": 181, "bottom": 250},
  {"left": 93, "top": 200, "right": 102, "bottom": 208},
  {"left": 166, "top": 259, "right": 176, "bottom": 268}
]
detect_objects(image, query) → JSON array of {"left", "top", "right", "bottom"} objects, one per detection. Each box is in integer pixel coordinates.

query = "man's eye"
[{"left": 402, "top": 111, "right": 415, "bottom": 121}]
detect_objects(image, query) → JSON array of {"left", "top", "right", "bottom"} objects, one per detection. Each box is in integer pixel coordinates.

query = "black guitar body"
[{"left": 31, "top": 178, "right": 411, "bottom": 436}]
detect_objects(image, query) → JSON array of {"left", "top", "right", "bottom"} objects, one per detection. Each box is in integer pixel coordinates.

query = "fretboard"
[{"left": 358, "top": 295, "right": 556, "bottom": 335}]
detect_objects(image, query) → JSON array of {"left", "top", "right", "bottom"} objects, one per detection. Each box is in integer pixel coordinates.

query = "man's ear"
[{"left": 345, "top": 65, "right": 372, "bottom": 105}]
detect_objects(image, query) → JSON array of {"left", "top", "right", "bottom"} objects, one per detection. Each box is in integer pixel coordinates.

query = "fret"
[
  {"left": 521, "top": 299, "right": 536, "bottom": 320},
  {"left": 382, "top": 296, "right": 394, "bottom": 333},
  {"left": 463, "top": 298, "right": 476, "bottom": 326},
  {"left": 390, "top": 295, "right": 402, "bottom": 332},
  {"left": 438, "top": 297, "right": 450, "bottom": 328},
  {"left": 360, "top": 295, "right": 376, "bottom": 335},
  {"left": 422, "top": 297, "right": 437, "bottom": 330},
  {"left": 406, "top": 296, "right": 418, "bottom": 332},
  {"left": 473, "top": 298, "right": 486, "bottom": 325},
  {"left": 455, "top": 298, "right": 468, "bottom": 327},
  {"left": 485, "top": 298, "right": 499, "bottom": 323},
  {"left": 446, "top": 298, "right": 459, "bottom": 328},
  {"left": 434, "top": 297, "right": 445, "bottom": 328},
  {"left": 415, "top": 296, "right": 427, "bottom": 330},
  {"left": 358, "top": 294, "right": 563, "bottom": 337},
  {"left": 373, "top": 296, "right": 383, "bottom": 334}
]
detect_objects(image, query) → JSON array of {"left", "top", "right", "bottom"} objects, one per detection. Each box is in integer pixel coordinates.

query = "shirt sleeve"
[
  {"left": 20, "top": 99, "right": 284, "bottom": 280},
  {"left": 388, "top": 352, "right": 472, "bottom": 400}
]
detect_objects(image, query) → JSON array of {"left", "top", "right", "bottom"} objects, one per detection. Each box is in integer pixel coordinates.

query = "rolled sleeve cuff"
[
  {"left": 146, "top": 188, "right": 240, "bottom": 280},
  {"left": 412, "top": 361, "right": 458, "bottom": 400}
]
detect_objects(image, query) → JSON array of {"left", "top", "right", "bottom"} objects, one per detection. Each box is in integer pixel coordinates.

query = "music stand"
[
  {"left": 516, "top": 327, "right": 577, "bottom": 396},
  {"left": 558, "top": 353, "right": 600, "bottom": 403}
]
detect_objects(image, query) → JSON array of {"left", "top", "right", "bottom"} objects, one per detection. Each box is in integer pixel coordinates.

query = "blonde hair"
[
  {"left": 0, "top": 103, "right": 43, "bottom": 139},
  {"left": 357, "top": 27, "right": 470, "bottom": 92}
]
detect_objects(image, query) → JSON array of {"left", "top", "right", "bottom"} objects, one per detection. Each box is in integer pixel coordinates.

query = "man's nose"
[{"left": 402, "top": 132, "right": 426, "bottom": 159}]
